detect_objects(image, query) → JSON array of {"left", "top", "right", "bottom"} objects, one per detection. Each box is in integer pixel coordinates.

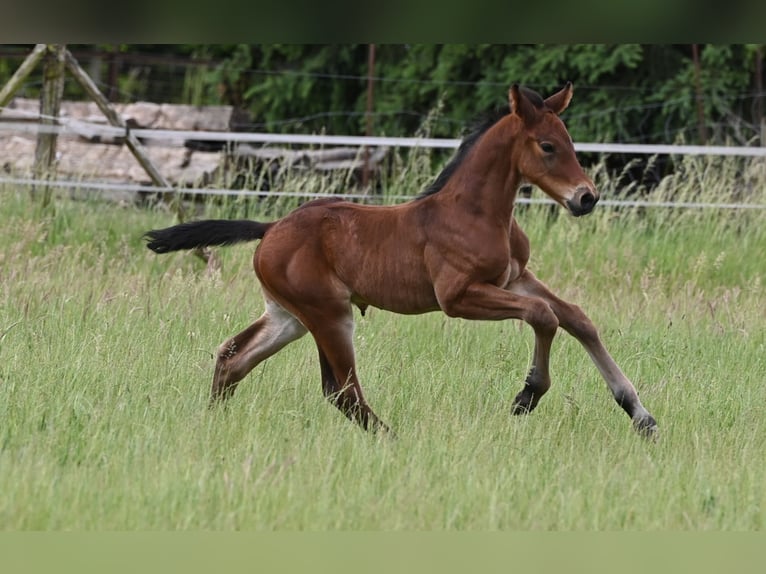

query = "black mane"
[
  {"left": 417, "top": 86, "right": 545, "bottom": 199},
  {"left": 416, "top": 108, "right": 508, "bottom": 199},
  {"left": 520, "top": 86, "right": 545, "bottom": 109}
]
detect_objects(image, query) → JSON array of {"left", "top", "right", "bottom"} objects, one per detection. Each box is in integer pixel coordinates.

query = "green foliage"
[
  {"left": 1, "top": 44, "right": 764, "bottom": 143},
  {"left": 244, "top": 45, "right": 369, "bottom": 133},
  {"left": 196, "top": 43, "right": 764, "bottom": 144},
  {"left": 654, "top": 45, "right": 758, "bottom": 144}
]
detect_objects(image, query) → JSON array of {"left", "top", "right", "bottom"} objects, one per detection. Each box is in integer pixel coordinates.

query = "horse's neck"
[{"left": 442, "top": 119, "right": 521, "bottom": 222}]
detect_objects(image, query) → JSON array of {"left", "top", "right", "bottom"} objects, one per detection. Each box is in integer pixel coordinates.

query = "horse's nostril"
[
  {"left": 567, "top": 188, "right": 598, "bottom": 217},
  {"left": 580, "top": 191, "right": 596, "bottom": 210}
]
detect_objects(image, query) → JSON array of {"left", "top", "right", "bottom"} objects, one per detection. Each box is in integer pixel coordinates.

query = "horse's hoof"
[
  {"left": 633, "top": 415, "right": 658, "bottom": 440},
  {"left": 511, "top": 394, "right": 536, "bottom": 415},
  {"left": 511, "top": 403, "right": 529, "bottom": 416}
]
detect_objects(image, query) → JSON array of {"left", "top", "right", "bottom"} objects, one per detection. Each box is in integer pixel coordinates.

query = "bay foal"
[{"left": 145, "top": 83, "right": 657, "bottom": 437}]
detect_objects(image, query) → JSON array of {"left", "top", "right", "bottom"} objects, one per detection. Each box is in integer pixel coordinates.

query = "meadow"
[{"left": 0, "top": 155, "right": 764, "bottom": 530}]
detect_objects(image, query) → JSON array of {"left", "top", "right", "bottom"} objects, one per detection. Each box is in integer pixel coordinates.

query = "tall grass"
[{"left": 0, "top": 155, "right": 764, "bottom": 529}]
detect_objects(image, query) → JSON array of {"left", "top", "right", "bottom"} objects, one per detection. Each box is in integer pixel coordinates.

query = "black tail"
[{"left": 144, "top": 219, "right": 273, "bottom": 254}]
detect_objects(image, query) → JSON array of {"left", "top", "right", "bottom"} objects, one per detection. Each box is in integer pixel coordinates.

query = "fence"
[{"left": 1, "top": 108, "right": 766, "bottom": 209}]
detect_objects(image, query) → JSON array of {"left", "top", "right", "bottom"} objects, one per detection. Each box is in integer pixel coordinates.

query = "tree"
[{"left": 2, "top": 44, "right": 763, "bottom": 145}]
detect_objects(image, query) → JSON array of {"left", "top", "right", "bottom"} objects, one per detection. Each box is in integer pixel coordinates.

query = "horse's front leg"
[
  {"left": 510, "top": 270, "right": 658, "bottom": 437},
  {"left": 432, "top": 276, "right": 560, "bottom": 417},
  {"left": 510, "top": 338, "right": 552, "bottom": 416}
]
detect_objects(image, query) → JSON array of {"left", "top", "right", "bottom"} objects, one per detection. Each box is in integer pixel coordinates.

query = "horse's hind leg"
[
  {"left": 306, "top": 308, "right": 389, "bottom": 432},
  {"left": 316, "top": 346, "right": 388, "bottom": 432},
  {"left": 211, "top": 298, "right": 307, "bottom": 402}
]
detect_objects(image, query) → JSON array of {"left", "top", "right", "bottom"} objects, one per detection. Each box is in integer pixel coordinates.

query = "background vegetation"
[{"left": 2, "top": 44, "right": 764, "bottom": 145}]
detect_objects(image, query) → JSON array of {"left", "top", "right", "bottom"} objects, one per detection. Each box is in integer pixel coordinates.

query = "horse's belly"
[{"left": 348, "top": 269, "right": 440, "bottom": 315}]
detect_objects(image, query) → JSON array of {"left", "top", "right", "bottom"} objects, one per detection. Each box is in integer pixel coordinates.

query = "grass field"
[{"left": 1, "top": 162, "right": 765, "bottom": 529}]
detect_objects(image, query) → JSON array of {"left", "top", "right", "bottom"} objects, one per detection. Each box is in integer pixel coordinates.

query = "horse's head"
[{"left": 509, "top": 83, "right": 598, "bottom": 217}]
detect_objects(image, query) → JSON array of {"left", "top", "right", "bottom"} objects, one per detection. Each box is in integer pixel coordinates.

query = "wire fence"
[
  {"left": 1, "top": 109, "right": 765, "bottom": 210},
  {"left": 4, "top": 175, "right": 766, "bottom": 211}
]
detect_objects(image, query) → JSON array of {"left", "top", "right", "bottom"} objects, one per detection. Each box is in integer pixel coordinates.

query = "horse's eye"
[{"left": 540, "top": 141, "right": 555, "bottom": 154}]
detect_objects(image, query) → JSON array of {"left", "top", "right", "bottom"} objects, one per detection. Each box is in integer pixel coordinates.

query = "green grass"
[{"left": 1, "top": 176, "right": 765, "bottom": 530}]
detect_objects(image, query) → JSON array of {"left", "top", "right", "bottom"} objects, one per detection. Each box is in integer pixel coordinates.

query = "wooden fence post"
[
  {"left": 62, "top": 48, "right": 216, "bottom": 265},
  {"left": 0, "top": 45, "right": 213, "bottom": 265},
  {"left": 61, "top": 49, "right": 187, "bottom": 219},
  {"left": 0, "top": 44, "right": 47, "bottom": 109},
  {"left": 362, "top": 43, "right": 376, "bottom": 191},
  {"left": 691, "top": 44, "right": 707, "bottom": 145},
  {"left": 33, "top": 44, "right": 66, "bottom": 207}
]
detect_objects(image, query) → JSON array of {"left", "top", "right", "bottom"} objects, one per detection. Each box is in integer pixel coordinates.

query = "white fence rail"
[
  {"left": 1, "top": 115, "right": 765, "bottom": 210},
  {"left": 2, "top": 118, "right": 766, "bottom": 156}
]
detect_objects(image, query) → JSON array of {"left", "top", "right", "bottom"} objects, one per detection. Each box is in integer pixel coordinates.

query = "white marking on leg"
[{"left": 218, "top": 299, "right": 307, "bottom": 383}]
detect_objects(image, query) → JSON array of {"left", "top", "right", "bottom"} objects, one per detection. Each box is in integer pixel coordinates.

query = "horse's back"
[{"left": 255, "top": 199, "right": 440, "bottom": 314}]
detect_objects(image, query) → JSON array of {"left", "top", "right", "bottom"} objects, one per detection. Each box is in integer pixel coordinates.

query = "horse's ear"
[
  {"left": 544, "top": 82, "right": 573, "bottom": 115},
  {"left": 509, "top": 84, "right": 536, "bottom": 123}
]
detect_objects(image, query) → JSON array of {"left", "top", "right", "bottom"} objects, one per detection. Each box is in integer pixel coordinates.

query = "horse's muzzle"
[{"left": 566, "top": 186, "right": 599, "bottom": 217}]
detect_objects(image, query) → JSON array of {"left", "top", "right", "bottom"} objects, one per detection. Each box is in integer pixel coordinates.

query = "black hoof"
[
  {"left": 511, "top": 389, "right": 538, "bottom": 416},
  {"left": 511, "top": 402, "right": 532, "bottom": 416},
  {"left": 633, "top": 415, "right": 658, "bottom": 440}
]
